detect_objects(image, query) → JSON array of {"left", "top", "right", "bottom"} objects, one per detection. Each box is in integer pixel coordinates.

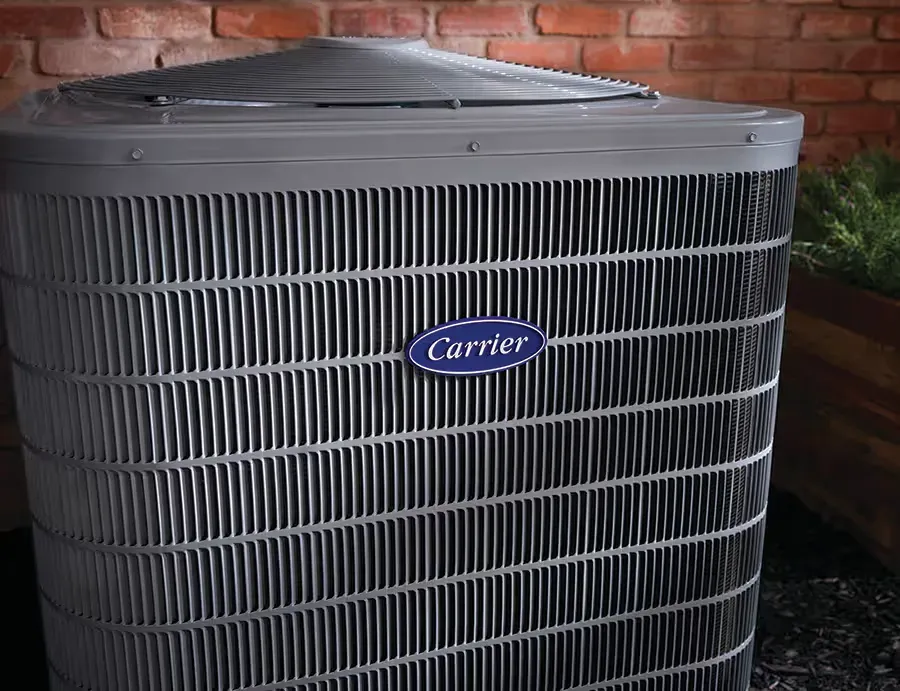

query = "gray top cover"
[{"left": 0, "top": 37, "right": 803, "bottom": 194}]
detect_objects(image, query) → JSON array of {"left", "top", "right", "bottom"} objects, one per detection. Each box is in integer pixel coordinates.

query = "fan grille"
[{"left": 57, "top": 38, "right": 649, "bottom": 107}]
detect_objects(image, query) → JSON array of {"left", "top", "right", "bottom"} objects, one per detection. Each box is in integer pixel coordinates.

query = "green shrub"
[{"left": 792, "top": 150, "right": 900, "bottom": 299}]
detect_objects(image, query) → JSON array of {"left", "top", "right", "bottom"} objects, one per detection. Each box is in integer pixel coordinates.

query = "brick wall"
[
  {"left": 0, "top": 0, "right": 898, "bottom": 529},
  {"left": 0, "top": 1, "right": 898, "bottom": 162}
]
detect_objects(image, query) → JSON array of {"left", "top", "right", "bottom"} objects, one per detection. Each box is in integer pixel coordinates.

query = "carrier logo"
[{"left": 405, "top": 317, "right": 547, "bottom": 376}]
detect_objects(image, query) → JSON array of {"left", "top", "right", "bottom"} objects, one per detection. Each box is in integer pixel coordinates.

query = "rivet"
[
  {"left": 468, "top": 141, "right": 481, "bottom": 153},
  {"left": 747, "top": 132, "right": 758, "bottom": 143},
  {"left": 130, "top": 148, "right": 143, "bottom": 160}
]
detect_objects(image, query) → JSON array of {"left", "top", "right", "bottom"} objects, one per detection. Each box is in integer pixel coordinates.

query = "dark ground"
[
  {"left": 752, "top": 492, "right": 900, "bottom": 691},
  {"left": 2, "top": 489, "right": 899, "bottom": 691}
]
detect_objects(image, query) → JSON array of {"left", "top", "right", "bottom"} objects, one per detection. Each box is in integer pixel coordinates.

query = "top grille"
[{"left": 56, "top": 37, "right": 648, "bottom": 107}]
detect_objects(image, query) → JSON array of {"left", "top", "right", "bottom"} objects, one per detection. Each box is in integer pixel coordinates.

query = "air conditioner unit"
[{"left": 0, "top": 37, "right": 802, "bottom": 691}]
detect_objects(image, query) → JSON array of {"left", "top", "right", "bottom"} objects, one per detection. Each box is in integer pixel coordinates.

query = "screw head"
[
  {"left": 747, "top": 132, "right": 758, "bottom": 143},
  {"left": 130, "top": 148, "right": 143, "bottom": 160},
  {"left": 468, "top": 141, "right": 481, "bottom": 152}
]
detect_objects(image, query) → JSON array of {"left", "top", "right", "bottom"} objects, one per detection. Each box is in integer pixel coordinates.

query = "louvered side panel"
[
  {"left": 3, "top": 248, "right": 789, "bottom": 376},
  {"left": 14, "top": 321, "right": 784, "bottom": 464},
  {"left": 34, "top": 456, "right": 771, "bottom": 627},
  {"left": 1, "top": 174, "right": 791, "bottom": 285},
  {"left": 29, "top": 389, "right": 779, "bottom": 546},
  {"left": 42, "top": 582, "right": 760, "bottom": 691},
  {"left": 0, "top": 167, "right": 797, "bottom": 691}
]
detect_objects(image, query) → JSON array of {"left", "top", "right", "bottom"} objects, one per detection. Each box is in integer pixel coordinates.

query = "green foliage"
[{"left": 793, "top": 150, "right": 900, "bottom": 299}]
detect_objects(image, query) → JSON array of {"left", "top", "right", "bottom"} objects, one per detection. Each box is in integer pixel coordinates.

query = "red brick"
[
  {"left": 841, "top": 0, "right": 900, "bottom": 7},
  {"left": 629, "top": 9, "right": 713, "bottom": 37},
  {"left": 796, "top": 105, "right": 826, "bottom": 135},
  {"left": 841, "top": 44, "right": 900, "bottom": 70},
  {"left": 826, "top": 105, "right": 896, "bottom": 133},
  {"left": 871, "top": 77, "right": 900, "bottom": 100},
  {"left": 332, "top": 8, "right": 426, "bottom": 37},
  {"left": 801, "top": 136, "right": 861, "bottom": 165},
  {"left": 766, "top": 0, "right": 837, "bottom": 4},
  {"left": 672, "top": 40, "right": 754, "bottom": 70},
  {"left": 0, "top": 81, "right": 22, "bottom": 109},
  {"left": 39, "top": 39, "right": 158, "bottom": 76},
  {"left": 719, "top": 9, "right": 798, "bottom": 37},
  {"left": 0, "top": 73, "right": 57, "bottom": 97},
  {"left": 0, "top": 44, "right": 19, "bottom": 77},
  {"left": 429, "top": 37, "right": 487, "bottom": 57},
  {"left": 865, "top": 135, "right": 900, "bottom": 160},
  {"left": 860, "top": 133, "right": 899, "bottom": 152},
  {"left": 437, "top": 6, "right": 528, "bottom": 36},
  {"left": 0, "top": 6, "right": 87, "bottom": 38},
  {"left": 678, "top": 0, "right": 752, "bottom": 4},
  {"left": 583, "top": 40, "right": 670, "bottom": 72},
  {"left": 712, "top": 72, "right": 791, "bottom": 102},
  {"left": 630, "top": 71, "right": 714, "bottom": 97},
  {"left": 157, "top": 39, "right": 278, "bottom": 67},
  {"left": 801, "top": 12, "right": 874, "bottom": 38},
  {"left": 99, "top": 6, "right": 210, "bottom": 39},
  {"left": 536, "top": 5, "right": 624, "bottom": 37},
  {"left": 793, "top": 74, "right": 866, "bottom": 101},
  {"left": 487, "top": 39, "right": 578, "bottom": 69},
  {"left": 215, "top": 5, "right": 320, "bottom": 39},
  {"left": 877, "top": 15, "right": 900, "bottom": 38},
  {"left": 755, "top": 40, "right": 841, "bottom": 70}
]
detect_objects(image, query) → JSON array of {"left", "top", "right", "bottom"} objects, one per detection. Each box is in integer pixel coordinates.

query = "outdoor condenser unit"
[{"left": 0, "top": 38, "right": 802, "bottom": 691}]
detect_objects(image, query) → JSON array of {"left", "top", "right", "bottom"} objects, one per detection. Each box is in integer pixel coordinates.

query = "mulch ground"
[
  {"left": 2, "top": 489, "right": 899, "bottom": 690},
  {"left": 753, "top": 491, "right": 900, "bottom": 691}
]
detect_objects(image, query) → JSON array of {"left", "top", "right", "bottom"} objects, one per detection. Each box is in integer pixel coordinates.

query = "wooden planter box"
[{"left": 774, "top": 267, "right": 900, "bottom": 570}]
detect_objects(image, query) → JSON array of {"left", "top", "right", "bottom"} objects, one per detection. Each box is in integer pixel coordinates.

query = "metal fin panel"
[
  {"left": 1, "top": 175, "right": 788, "bottom": 285},
  {"left": 27, "top": 390, "right": 778, "bottom": 547},
  {"left": 1, "top": 167, "right": 797, "bottom": 691}
]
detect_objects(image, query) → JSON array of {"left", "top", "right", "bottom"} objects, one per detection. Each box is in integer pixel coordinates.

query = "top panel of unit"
[
  {"left": 2, "top": 36, "right": 795, "bottom": 127},
  {"left": 53, "top": 37, "right": 651, "bottom": 110},
  {"left": 0, "top": 37, "right": 804, "bottom": 175}
]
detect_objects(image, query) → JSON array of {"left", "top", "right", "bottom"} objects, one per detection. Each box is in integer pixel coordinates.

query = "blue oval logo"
[{"left": 406, "top": 317, "right": 547, "bottom": 376}]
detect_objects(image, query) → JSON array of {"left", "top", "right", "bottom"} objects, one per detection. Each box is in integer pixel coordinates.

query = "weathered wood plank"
[
  {"left": 786, "top": 268, "right": 900, "bottom": 349},
  {"left": 774, "top": 396, "right": 900, "bottom": 561},
  {"left": 785, "top": 308, "right": 900, "bottom": 396},
  {"left": 779, "top": 345, "right": 900, "bottom": 436},
  {"left": 774, "top": 270, "right": 900, "bottom": 572}
]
